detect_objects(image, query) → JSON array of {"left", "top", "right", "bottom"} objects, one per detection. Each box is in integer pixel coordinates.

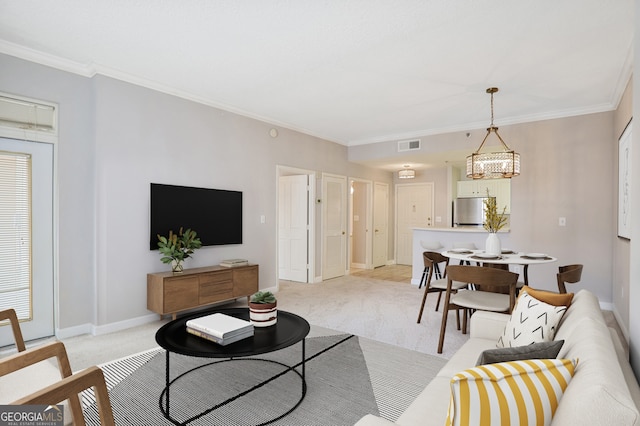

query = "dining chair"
[
  {"left": 418, "top": 242, "right": 444, "bottom": 285},
  {"left": 417, "top": 252, "right": 468, "bottom": 324},
  {"left": 437, "top": 265, "right": 519, "bottom": 354},
  {"left": 557, "top": 264, "right": 583, "bottom": 293}
]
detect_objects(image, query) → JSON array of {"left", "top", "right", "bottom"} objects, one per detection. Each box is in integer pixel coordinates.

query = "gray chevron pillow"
[{"left": 496, "top": 292, "right": 568, "bottom": 348}]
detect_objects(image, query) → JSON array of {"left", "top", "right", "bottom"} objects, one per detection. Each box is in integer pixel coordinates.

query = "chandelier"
[
  {"left": 466, "top": 87, "right": 520, "bottom": 179},
  {"left": 398, "top": 165, "right": 415, "bottom": 179}
]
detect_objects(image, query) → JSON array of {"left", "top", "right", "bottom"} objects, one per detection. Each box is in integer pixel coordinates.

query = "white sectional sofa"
[{"left": 355, "top": 289, "right": 640, "bottom": 425}]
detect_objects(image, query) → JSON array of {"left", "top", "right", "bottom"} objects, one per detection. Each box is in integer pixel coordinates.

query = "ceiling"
[{"left": 0, "top": 1, "right": 633, "bottom": 168}]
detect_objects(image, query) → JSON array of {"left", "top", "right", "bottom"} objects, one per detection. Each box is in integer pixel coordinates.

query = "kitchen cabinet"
[{"left": 457, "top": 179, "right": 511, "bottom": 214}]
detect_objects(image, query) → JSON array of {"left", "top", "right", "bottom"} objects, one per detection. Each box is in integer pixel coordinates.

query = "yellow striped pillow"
[{"left": 445, "top": 358, "right": 577, "bottom": 426}]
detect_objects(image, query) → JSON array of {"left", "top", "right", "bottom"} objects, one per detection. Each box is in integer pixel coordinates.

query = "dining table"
[{"left": 441, "top": 249, "right": 557, "bottom": 287}]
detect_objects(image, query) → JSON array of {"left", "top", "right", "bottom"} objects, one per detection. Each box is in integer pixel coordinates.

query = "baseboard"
[
  {"left": 612, "top": 306, "right": 630, "bottom": 343},
  {"left": 56, "top": 313, "right": 160, "bottom": 339},
  {"left": 55, "top": 322, "right": 93, "bottom": 339}
]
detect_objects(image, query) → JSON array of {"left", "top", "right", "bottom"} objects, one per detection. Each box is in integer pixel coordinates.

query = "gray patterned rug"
[{"left": 82, "top": 334, "right": 446, "bottom": 425}]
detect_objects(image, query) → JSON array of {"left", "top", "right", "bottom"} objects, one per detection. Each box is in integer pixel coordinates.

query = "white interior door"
[
  {"left": 372, "top": 182, "right": 389, "bottom": 268},
  {"left": 0, "top": 138, "right": 54, "bottom": 346},
  {"left": 349, "top": 179, "right": 372, "bottom": 269},
  {"left": 396, "top": 183, "right": 434, "bottom": 265},
  {"left": 322, "top": 174, "right": 347, "bottom": 280},
  {"left": 278, "top": 175, "right": 309, "bottom": 282}
]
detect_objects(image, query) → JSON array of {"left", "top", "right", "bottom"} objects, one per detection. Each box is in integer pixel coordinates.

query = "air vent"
[{"left": 397, "top": 139, "right": 421, "bottom": 152}]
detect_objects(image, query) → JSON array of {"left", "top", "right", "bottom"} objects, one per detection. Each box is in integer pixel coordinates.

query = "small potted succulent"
[
  {"left": 157, "top": 227, "right": 202, "bottom": 273},
  {"left": 248, "top": 291, "right": 277, "bottom": 327}
]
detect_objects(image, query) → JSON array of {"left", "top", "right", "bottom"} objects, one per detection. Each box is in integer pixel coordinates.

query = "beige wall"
[
  {"left": 613, "top": 79, "right": 632, "bottom": 337},
  {"left": 350, "top": 110, "right": 617, "bottom": 304}
]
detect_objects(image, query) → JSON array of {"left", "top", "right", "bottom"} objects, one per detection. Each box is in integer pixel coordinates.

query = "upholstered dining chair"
[
  {"left": 417, "top": 252, "right": 468, "bottom": 324},
  {"left": 557, "top": 264, "right": 583, "bottom": 294},
  {"left": 437, "top": 265, "right": 519, "bottom": 354}
]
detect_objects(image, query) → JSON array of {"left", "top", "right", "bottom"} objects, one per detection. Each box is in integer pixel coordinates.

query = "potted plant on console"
[
  {"left": 157, "top": 227, "right": 202, "bottom": 273},
  {"left": 483, "top": 190, "right": 507, "bottom": 256},
  {"left": 249, "top": 291, "right": 277, "bottom": 327}
]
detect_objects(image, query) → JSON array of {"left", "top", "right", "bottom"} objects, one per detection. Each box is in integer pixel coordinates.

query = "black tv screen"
[{"left": 150, "top": 183, "right": 242, "bottom": 249}]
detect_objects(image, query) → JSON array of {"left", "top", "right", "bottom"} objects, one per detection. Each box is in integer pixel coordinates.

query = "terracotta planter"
[{"left": 249, "top": 301, "right": 277, "bottom": 327}]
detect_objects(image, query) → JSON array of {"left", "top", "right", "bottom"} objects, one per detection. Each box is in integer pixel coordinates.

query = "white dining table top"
[{"left": 442, "top": 249, "right": 557, "bottom": 265}]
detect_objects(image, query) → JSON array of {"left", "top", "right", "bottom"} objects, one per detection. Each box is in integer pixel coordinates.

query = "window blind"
[{"left": 0, "top": 151, "right": 32, "bottom": 320}]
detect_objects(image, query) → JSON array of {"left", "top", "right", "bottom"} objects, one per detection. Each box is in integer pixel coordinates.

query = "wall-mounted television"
[{"left": 150, "top": 183, "right": 242, "bottom": 250}]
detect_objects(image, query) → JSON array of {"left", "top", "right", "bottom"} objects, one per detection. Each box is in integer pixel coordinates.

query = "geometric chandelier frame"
[{"left": 466, "top": 87, "right": 520, "bottom": 179}]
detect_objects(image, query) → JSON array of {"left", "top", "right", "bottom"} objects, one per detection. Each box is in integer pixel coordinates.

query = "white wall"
[{"left": 0, "top": 53, "right": 392, "bottom": 331}]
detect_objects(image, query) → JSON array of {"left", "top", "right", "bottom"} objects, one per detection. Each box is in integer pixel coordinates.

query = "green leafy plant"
[
  {"left": 250, "top": 291, "right": 276, "bottom": 304},
  {"left": 483, "top": 190, "right": 507, "bottom": 233},
  {"left": 157, "top": 227, "right": 202, "bottom": 271}
]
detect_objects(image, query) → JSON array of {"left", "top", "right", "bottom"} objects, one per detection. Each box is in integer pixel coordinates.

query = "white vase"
[
  {"left": 485, "top": 233, "right": 501, "bottom": 255},
  {"left": 171, "top": 259, "right": 184, "bottom": 273}
]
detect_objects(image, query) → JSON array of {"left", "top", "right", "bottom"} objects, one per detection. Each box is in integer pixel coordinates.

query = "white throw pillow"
[{"left": 497, "top": 292, "right": 568, "bottom": 348}]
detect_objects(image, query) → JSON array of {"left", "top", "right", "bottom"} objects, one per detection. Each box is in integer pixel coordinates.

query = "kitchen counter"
[
  {"left": 413, "top": 226, "right": 510, "bottom": 233},
  {"left": 411, "top": 227, "right": 512, "bottom": 285}
]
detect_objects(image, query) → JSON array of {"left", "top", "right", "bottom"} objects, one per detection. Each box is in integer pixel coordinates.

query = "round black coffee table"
[{"left": 155, "top": 308, "right": 310, "bottom": 426}]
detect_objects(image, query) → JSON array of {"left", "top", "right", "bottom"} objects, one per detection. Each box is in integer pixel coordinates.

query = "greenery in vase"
[
  {"left": 250, "top": 291, "right": 276, "bottom": 304},
  {"left": 157, "top": 227, "right": 202, "bottom": 266},
  {"left": 483, "top": 190, "right": 507, "bottom": 233}
]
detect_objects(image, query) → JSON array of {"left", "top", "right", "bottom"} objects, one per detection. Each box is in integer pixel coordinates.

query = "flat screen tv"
[{"left": 150, "top": 183, "right": 242, "bottom": 249}]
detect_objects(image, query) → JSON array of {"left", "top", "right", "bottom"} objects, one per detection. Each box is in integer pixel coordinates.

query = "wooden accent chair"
[
  {"left": 0, "top": 309, "right": 115, "bottom": 425},
  {"left": 417, "top": 252, "right": 467, "bottom": 325},
  {"left": 557, "top": 264, "right": 583, "bottom": 294},
  {"left": 437, "top": 265, "right": 519, "bottom": 354},
  {"left": 418, "top": 241, "right": 443, "bottom": 287}
]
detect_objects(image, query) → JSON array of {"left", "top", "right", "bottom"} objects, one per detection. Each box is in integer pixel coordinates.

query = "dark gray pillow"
[{"left": 476, "top": 340, "right": 564, "bottom": 366}]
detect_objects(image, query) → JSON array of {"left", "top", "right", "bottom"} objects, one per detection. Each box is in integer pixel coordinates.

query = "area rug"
[{"left": 82, "top": 333, "right": 447, "bottom": 425}]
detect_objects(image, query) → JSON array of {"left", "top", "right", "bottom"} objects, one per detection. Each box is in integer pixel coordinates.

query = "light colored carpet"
[
  {"left": 277, "top": 275, "right": 470, "bottom": 359},
  {"left": 62, "top": 273, "right": 469, "bottom": 370}
]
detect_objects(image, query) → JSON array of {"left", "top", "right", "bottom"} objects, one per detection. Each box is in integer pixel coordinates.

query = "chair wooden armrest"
[
  {"left": 0, "top": 308, "right": 27, "bottom": 352},
  {"left": 0, "top": 341, "right": 84, "bottom": 424},
  {"left": 12, "top": 366, "right": 115, "bottom": 426},
  {"left": 0, "top": 341, "right": 73, "bottom": 377}
]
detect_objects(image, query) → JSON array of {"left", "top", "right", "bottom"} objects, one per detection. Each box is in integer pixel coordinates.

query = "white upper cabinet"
[{"left": 456, "top": 179, "right": 511, "bottom": 214}]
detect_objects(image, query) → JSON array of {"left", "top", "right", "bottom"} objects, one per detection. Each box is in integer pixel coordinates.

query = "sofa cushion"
[
  {"left": 555, "top": 290, "right": 605, "bottom": 337},
  {"left": 497, "top": 292, "right": 567, "bottom": 348},
  {"left": 396, "top": 377, "right": 451, "bottom": 426},
  {"left": 520, "top": 286, "right": 574, "bottom": 307},
  {"left": 552, "top": 317, "right": 640, "bottom": 425},
  {"left": 476, "top": 340, "right": 564, "bottom": 365},
  {"left": 437, "top": 337, "right": 497, "bottom": 379},
  {"left": 445, "top": 359, "right": 577, "bottom": 426}
]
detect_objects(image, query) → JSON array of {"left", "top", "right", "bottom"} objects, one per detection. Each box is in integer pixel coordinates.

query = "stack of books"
[
  {"left": 186, "top": 313, "right": 254, "bottom": 346},
  {"left": 220, "top": 258, "right": 249, "bottom": 267}
]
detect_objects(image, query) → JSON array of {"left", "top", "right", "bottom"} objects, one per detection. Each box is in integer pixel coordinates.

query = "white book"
[
  {"left": 221, "top": 258, "right": 248, "bottom": 264},
  {"left": 220, "top": 259, "right": 249, "bottom": 267},
  {"left": 186, "top": 326, "right": 253, "bottom": 346},
  {"left": 186, "top": 313, "right": 253, "bottom": 339}
]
